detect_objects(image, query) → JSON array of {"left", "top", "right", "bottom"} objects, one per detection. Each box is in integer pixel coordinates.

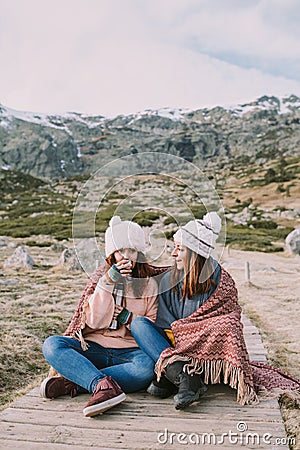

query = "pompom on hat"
[
  {"left": 105, "top": 216, "right": 146, "bottom": 257},
  {"left": 173, "top": 212, "right": 222, "bottom": 259}
]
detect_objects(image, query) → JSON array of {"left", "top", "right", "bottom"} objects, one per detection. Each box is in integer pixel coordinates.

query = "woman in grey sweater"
[{"left": 131, "top": 212, "right": 222, "bottom": 410}]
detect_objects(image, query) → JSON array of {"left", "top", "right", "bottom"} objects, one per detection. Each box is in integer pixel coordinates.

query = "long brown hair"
[
  {"left": 171, "top": 248, "right": 216, "bottom": 300},
  {"left": 105, "top": 251, "right": 157, "bottom": 298}
]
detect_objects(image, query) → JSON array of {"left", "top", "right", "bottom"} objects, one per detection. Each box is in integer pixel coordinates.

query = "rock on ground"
[{"left": 3, "top": 246, "right": 35, "bottom": 269}]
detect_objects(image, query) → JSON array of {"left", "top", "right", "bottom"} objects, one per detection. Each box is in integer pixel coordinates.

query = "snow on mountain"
[
  {"left": 0, "top": 104, "right": 106, "bottom": 131},
  {"left": 1, "top": 95, "right": 299, "bottom": 130},
  {"left": 227, "top": 95, "right": 300, "bottom": 117},
  {"left": 130, "top": 107, "right": 192, "bottom": 122}
]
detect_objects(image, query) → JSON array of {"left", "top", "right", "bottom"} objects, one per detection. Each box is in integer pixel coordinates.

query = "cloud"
[
  {"left": 141, "top": 0, "right": 300, "bottom": 78},
  {"left": 0, "top": 0, "right": 299, "bottom": 116}
]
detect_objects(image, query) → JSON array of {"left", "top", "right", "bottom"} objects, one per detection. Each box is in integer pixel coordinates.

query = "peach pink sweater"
[{"left": 83, "top": 275, "right": 158, "bottom": 348}]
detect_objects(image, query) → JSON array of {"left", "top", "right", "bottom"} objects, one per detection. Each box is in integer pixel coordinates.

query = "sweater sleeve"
[
  {"left": 155, "top": 272, "right": 177, "bottom": 328},
  {"left": 84, "top": 275, "right": 115, "bottom": 330}
]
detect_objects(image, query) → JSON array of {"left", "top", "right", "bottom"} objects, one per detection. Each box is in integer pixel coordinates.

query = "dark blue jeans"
[
  {"left": 42, "top": 335, "right": 155, "bottom": 393},
  {"left": 130, "top": 316, "right": 172, "bottom": 363}
]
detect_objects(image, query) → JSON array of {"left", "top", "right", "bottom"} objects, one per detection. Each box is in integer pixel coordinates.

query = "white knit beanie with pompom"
[
  {"left": 173, "top": 212, "right": 222, "bottom": 258},
  {"left": 105, "top": 216, "right": 146, "bottom": 257}
]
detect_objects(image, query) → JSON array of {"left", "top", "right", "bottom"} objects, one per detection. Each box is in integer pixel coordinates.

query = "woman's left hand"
[{"left": 112, "top": 304, "right": 123, "bottom": 320}]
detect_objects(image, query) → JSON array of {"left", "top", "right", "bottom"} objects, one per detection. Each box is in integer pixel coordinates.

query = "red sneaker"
[
  {"left": 40, "top": 376, "right": 78, "bottom": 399},
  {"left": 83, "top": 376, "right": 126, "bottom": 417}
]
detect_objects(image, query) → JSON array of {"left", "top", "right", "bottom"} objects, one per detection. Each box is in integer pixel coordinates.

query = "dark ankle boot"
[
  {"left": 147, "top": 375, "right": 178, "bottom": 398},
  {"left": 165, "top": 361, "right": 208, "bottom": 410}
]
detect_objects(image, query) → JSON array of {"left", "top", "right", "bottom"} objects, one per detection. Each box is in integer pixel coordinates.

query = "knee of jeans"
[
  {"left": 135, "top": 355, "right": 155, "bottom": 382},
  {"left": 130, "top": 316, "right": 152, "bottom": 335},
  {"left": 42, "top": 335, "right": 63, "bottom": 360}
]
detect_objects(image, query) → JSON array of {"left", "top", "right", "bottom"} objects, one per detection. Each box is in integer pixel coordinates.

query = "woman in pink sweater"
[{"left": 40, "top": 216, "right": 158, "bottom": 417}]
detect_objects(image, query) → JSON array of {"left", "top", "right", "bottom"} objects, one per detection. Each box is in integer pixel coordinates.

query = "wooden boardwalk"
[{"left": 0, "top": 315, "right": 289, "bottom": 449}]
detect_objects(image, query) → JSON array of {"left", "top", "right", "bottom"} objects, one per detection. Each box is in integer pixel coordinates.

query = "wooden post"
[{"left": 245, "top": 261, "right": 250, "bottom": 282}]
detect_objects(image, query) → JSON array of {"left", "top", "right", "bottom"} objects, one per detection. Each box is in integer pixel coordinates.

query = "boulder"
[
  {"left": 4, "top": 246, "right": 35, "bottom": 268},
  {"left": 285, "top": 227, "right": 300, "bottom": 256},
  {"left": 72, "top": 238, "right": 104, "bottom": 275},
  {"left": 51, "top": 242, "right": 67, "bottom": 253},
  {"left": 59, "top": 248, "right": 83, "bottom": 271}
]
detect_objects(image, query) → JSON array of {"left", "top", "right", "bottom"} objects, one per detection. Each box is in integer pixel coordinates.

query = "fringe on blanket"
[
  {"left": 155, "top": 355, "right": 258, "bottom": 406},
  {"left": 73, "top": 329, "right": 89, "bottom": 351},
  {"left": 69, "top": 296, "right": 91, "bottom": 351}
]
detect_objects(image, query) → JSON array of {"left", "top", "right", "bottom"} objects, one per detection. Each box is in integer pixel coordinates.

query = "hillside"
[
  {"left": 1, "top": 95, "right": 300, "bottom": 179},
  {"left": 0, "top": 94, "right": 299, "bottom": 253},
  {"left": 0, "top": 151, "right": 299, "bottom": 253}
]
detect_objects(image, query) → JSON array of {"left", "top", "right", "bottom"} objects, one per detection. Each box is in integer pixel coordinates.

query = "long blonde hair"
[{"left": 171, "top": 248, "right": 216, "bottom": 300}]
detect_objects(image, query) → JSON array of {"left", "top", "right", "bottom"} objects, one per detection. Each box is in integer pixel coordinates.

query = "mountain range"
[{"left": 1, "top": 94, "right": 300, "bottom": 179}]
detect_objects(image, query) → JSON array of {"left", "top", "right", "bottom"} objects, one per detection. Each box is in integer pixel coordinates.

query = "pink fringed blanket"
[{"left": 155, "top": 268, "right": 300, "bottom": 405}]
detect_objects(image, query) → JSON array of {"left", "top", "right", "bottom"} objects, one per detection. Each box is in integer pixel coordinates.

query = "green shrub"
[
  {"left": 225, "top": 223, "right": 285, "bottom": 253},
  {"left": 165, "top": 230, "right": 175, "bottom": 240},
  {"left": 135, "top": 218, "right": 153, "bottom": 227},
  {"left": 247, "top": 220, "right": 278, "bottom": 229},
  {"left": 164, "top": 216, "right": 177, "bottom": 225},
  {"left": 134, "top": 211, "right": 162, "bottom": 226},
  {"left": 276, "top": 184, "right": 286, "bottom": 193},
  {"left": 25, "top": 240, "right": 53, "bottom": 247},
  {"left": 189, "top": 204, "right": 206, "bottom": 219},
  {"left": 0, "top": 214, "right": 72, "bottom": 239}
]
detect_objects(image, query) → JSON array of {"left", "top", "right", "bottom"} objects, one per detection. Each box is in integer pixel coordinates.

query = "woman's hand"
[
  {"left": 114, "top": 258, "right": 132, "bottom": 277},
  {"left": 106, "top": 257, "right": 132, "bottom": 283},
  {"left": 112, "top": 304, "right": 132, "bottom": 324},
  {"left": 112, "top": 304, "right": 123, "bottom": 320}
]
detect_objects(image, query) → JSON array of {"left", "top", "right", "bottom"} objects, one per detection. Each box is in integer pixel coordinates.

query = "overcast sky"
[{"left": 1, "top": 0, "right": 300, "bottom": 117}]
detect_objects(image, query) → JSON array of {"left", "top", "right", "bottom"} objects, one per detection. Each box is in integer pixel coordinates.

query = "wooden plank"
[
  {"left": 10, "top": 384, "right": 280, "bottom": 408},
  {"left": 243, "top": 326, "right": 261, "bottom": 332},
  {"left": 0, "top": 420, "right": 288, "bottom": 450},
  {"left": 27, "top": 387, "right": 278, "bottom": 411},
  {"left": 0, "top": 422, "right": 159, "bottom": 449},
  {"left": 0, "top": 406, "right": 283, "bottom": 429},
  {"left": 5, "top": 441, "right": 282, "bottom": 450},
  {"left": 8, "top": 390, "right": 281, "bottom": 416},
  {"left": 245, "top": 339, "right": 267, "bottom": 344},
  {"left": 0, "top": 317, "right": 290, "bottom": 449},
  {"left": 248, "top": 349, "right": 267, "bottom": 354},
  {"left": 0, "top": 441, "right": 92, "bottom": 450}
]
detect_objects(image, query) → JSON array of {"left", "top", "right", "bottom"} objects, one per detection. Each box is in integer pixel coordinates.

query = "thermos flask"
[{"left": 109, "top": 282, "right": 124, "bottom": 330}]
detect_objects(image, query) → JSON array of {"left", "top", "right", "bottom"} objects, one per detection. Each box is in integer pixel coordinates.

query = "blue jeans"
[
  {"left": 130, "top": 317, "right": 172, "bottom": 363},
  {"left": 42, "top": 335, "right": 155, "bottom": 393}
]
